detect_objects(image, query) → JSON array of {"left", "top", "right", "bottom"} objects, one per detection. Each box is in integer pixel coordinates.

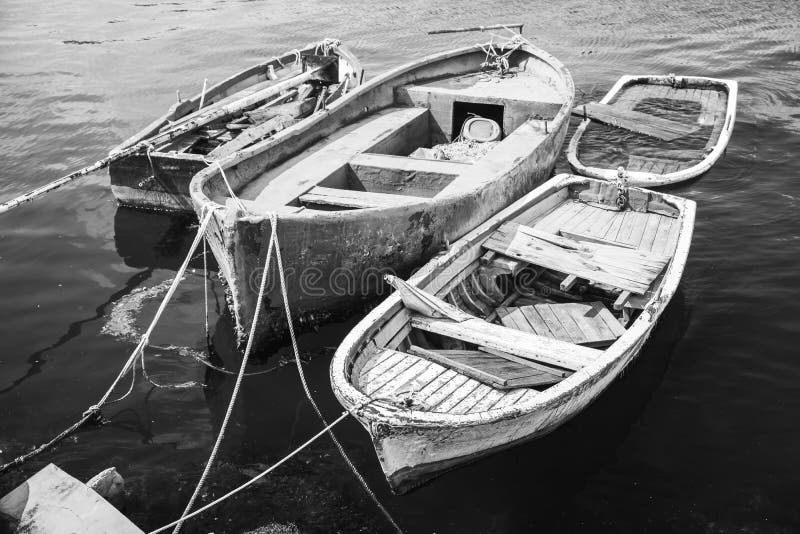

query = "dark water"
[{"left": 1, "top": 1, "right": 799, "bottom": 532}]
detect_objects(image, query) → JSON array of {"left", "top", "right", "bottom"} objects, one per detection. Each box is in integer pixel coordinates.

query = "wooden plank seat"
[
  {"left": 497, "top": 302, "right": 625, "bottom": 348},
  {"left": 298, "top": 186, "right": 428, "bottom": 209},
  {"left": 483, "top": 221, "right": 669, "bottom": 294},
  {"left": 348, "top": 152, "right": 470, "bottom": 198},
  {"left": 250, "top": 106, "right": 430, "bottom": 210},
  {"left": 408, "top": 345, "right": 564, "bottom": 389},
  {"left": 572, "top": 102, "right": 699, "bottom": 141},
  {"left": 410, "top": 313, "right": 600, "bottom": 372}
]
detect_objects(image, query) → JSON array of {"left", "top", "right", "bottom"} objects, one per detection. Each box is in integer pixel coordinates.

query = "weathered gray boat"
[
  {"left": 109, "top": 40, "right": 362, "bottom": 212},
  {"left": 189, "top": 38, "right": 575, "bottom": 347},
  {"left": 330, "top": 173, "right": 695, "bottom": 492},
  {"left": 567, "top": 75, "right": 737, "bottom": 186}
]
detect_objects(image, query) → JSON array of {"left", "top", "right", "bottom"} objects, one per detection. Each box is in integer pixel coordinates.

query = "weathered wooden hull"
[
  {"left": 567, "top": 75, "right": 737, "bottom": 186},
  {"left": 330, "top": 174, "right": 696, "bottom": 492},
  {"left": 192, "top": 41, "right": 575, "bottom": 347},
  {"left": 205, "top": 121, "right": 567, "bottom": 347},
  {"left": 110, "top": 43, "right": 362, "bottom": 212}
]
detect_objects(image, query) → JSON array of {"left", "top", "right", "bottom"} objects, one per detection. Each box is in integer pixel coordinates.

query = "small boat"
[
  {"left": 330, "top": 173, "right": 695, "bottom": 493},
  {"left": 567, "top": 75, "right": 737, "bottom": 186},
  {"left": 109, "top": 40, "right": 363, "bottom": 212},
  {"left": 190, "top": 38, "right": 575, "bottom": 347}
]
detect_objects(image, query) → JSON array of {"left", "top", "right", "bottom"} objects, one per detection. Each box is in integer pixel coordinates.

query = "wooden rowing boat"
[
  {"left": 567, "top": 75, "right": 737, "bottom": 186},
  {"left": 109, "top": 40, "right": 362, "bottom": 212},
  {"left": 330, "top": 173, "right": 695, "bottom": 493},
  {"left": 189, "top": 39, "right": 575, "bottom": 347}
]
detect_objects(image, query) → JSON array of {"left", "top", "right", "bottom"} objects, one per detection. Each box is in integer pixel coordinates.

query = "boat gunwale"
[
  {"left": 189, "top": 41, "right": 575, "bottom": 225},
  {"left": 329, "top": 173, "right": 696, "bottom": 429},
  {"left": 109, "top": 41, "right": 363, "bottom": 155},
  {"left": 566, "top": 74, "right": 738, "bottom": 186}
]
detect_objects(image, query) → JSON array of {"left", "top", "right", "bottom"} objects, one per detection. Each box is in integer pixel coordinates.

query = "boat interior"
[
  {"left": 151, "top": 54, "right": 350, "bottom": 159},
  {"left": 348, "top": 180, "right": 683, "bottom": 415},
  {"left": 233, "top": 51, "right": 569, "bottom": 213},
  {"left": 578, "top": 79, "right": 731, "bottom": 174}
]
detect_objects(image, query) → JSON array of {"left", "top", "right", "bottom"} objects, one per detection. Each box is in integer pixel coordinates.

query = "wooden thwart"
[
  {"left": 408, "top": 345, "right": 563, "bottom": 389},
  {"left": 483, "top": 222, "right": 668, "bottom": 294},
  {"left": 410, "top": 313, "right": 599, "bottom": 371},
  {"left": 299, "top": 186, "right": 428, "bottom": 209},
  {"left": 572, "top": 102, "right": 699, "bottom": 141}
]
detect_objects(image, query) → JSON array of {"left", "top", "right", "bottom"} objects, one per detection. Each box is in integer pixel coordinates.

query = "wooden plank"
[
  {"left": 490, "top": 389, "right": 529, "bottom": 410},
  {"left": 559, "top": 229, "right": 635, "bottom": 249},
  {"left": 589, "top": 301, "right": 627, "bottom": 338},
  {"left": 467, "top": 388, "right": 509, "bottom": 413},
  {"left": 638, "top": 213, "right": 664, "bottom": 252},
  {"left": 614, "top": 290, "right": 632, "bottom": 311},
  {"left": 371, "top": 358, "right": 432, "bottom": 398},
  {"left": 483, "top": 222, "right": 668, "bottom": 294},
  {"left": 478, "top": 346, "right": 569, "bottom": 380},
  {"left": 572, "top": 102, "right": 699, "bottom": 141},
  {"left": 410, "top": 314, "right": 600, "bottom": 371},
  {"left": 533, "top": 304, "right": 574, "bottom": 343},
  {"left": 498, "top": 306, "right": 536, "bottom": 334},
  {"left": 651, "top": 216, "right": 675, "bottom": 257},
  {"left": 415, "top": 369, "right": 459, "bottom": 405},
  {"left": 409, "top": 346, "right": 563, "bottom": 391},
  {"left": 547, "top": 303, "right": 590, "bottom": 344},
  {"left": 449, "top": 384, "right": 494, "bottom": 414},
  {"left": 424, "top": 374, "right": 471, "bottom": 409},
  {"left": 562, "top": 303, "right": 615, "bottom": 346},
  {"left": 363, "top": 352, "right": 417, "bottom": 395},
  {"left": 514, "top": 306, "right": 550, "bottom": 337},
  {"left": 0, "top": 464, "right": 144, "bottom": 534},
  {"left": 559, "top": 274, "right": 579, "bottom": 292},
  {"left": 456, "top": 282, "right": 491, "bottom": 316},
  {"left": 299, "top": 186, "right": 427, "bottom": 209}
]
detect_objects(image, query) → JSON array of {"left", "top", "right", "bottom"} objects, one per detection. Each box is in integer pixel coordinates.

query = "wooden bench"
[
  {"left": 497, "top": 302, "right": 625, "bottom": 348},
  {"left": 349, "top": 152, "right": 469, "bottom": 198},
  {"left": 250, "top": 106, "right": 430, "bottom": 210},
  {"left": 298, "top": 186, "right": 427, "bottom": 209},
  {"left": 410, "top": 313, "right": 600, "bottom": 372}
]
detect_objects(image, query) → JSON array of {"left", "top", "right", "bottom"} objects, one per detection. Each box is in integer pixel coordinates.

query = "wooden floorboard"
[
  {"left": 364, "top": 354, "right": 417, "bottom": 396},
  {"left": 433, "top": 379, "right": 482, "bottom": 413},
  {"left": 372, "top": 358, "right": 430, "bottom": 398},
  {"left": 467, "top": 388, "right": 508, "bottom": 413},
  {"left": 424, "top": 374, "right": 471, "bottom": 409},
  {"left": 449, "top": 384, "right": 493, "bottom": 414}
]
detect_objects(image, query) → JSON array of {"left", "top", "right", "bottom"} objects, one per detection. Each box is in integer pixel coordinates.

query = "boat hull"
[
  {"left": 110, "top": 43, "right": 362, "bottom": 213},
  {"left": 369, "top": 323, "right": 653, "bottom": 493},
  {"left": 110, "top": 152, "right": 206, "bottom": 212},
  {"left": 205, "top": 117, "right": 568, "bottom": 347},
  {"left": 567, "top": 75, "right": 737, "bottom": 186}
]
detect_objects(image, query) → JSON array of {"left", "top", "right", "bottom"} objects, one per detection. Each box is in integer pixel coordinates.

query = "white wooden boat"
[
  {"left": 109, "top": 40, "right": 362, "bottom": 212},
  {"left": 567, "top": 75, "right": 737, "bottom": 186},
  {"left": 189, "top": 39, "right": 575, "bottom": 347},
  {"left": 330, "top": 173, "right": 695, "bottom": 492}
]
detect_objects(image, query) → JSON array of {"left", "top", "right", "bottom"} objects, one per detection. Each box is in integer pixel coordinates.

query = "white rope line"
[
  {"left": 272, "top": 217, "right": 403, "bottom": 533},
  {"left": 147, "top": 409, "right": 352, "bottom": 534},
  {"left": 95, "top": 208, "right": 217, "bottom": 409},
  {"left": 0, "top": 208, "right": 217, "bottom": 474},
  {"left": 202, "top": 157, "right": 248, "bottom": 213},
  {"left": 198, "top": 78, "right": 209, "bottom": 110},
  {"left": 171, "top": 212, "right": 278, "bottom": 534}
]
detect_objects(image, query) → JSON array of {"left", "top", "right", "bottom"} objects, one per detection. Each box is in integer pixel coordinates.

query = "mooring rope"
[
  {"left": 147, "top": 409, "right": 354, "bottom": 534},
  {"left": 171, "top": 212, "right": 278, "bottom": 533},
  {"left": 0, "top": 208, "right": 217, "bottom": 476},
  {"left": 272, "top": 217, "right": 403, "bottom": 533},
  {"left": 201, "top": 157, "right": 248, "bottom": 213}
]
